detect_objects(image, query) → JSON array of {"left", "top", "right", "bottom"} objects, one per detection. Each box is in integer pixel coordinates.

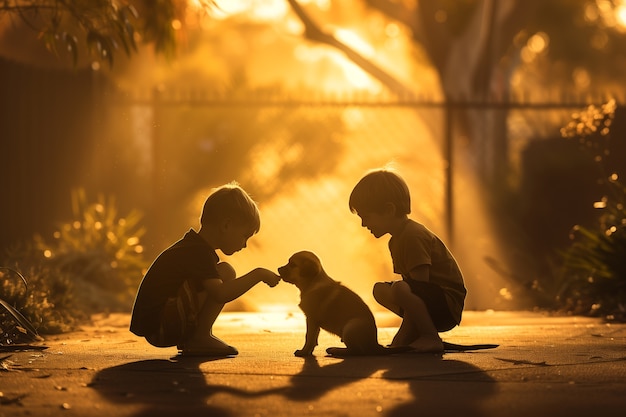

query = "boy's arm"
[
  {"left": 407, "top": 264, "right": 430, "bottom": 283},
  {"left": 203, "top": 268, "right": 280, "bottom": 304}
]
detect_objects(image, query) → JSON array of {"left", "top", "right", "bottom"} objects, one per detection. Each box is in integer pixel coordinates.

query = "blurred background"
[{"left": 1, "top": 0, "right": 625, "bottom": 334}]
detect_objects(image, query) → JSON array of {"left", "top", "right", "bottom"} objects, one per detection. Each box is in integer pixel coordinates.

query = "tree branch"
[{"left": 287, "top": 0, "right": 415, "bottom": 97}]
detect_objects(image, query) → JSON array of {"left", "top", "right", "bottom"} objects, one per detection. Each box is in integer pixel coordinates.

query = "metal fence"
[
  {"left": 90, "top": 87, "right": 621, "bottom": 309},
  {"left": 1, "top": 58, "right": 621, "bottom": 309},
  {"left": 99, "top": 86, "right": 620, "bottom": 243}
]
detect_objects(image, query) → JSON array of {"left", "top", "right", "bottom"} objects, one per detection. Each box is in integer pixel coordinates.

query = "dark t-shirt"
[
  {"left": 388, "top": 219, "right": 467, "bottom": 324},
  {"left": 129, "top": 229, "right": 220, "bottom": 337}
]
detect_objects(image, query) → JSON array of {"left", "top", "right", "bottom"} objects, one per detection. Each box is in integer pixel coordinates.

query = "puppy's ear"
[{"left": 299, "top": 257, "right": 320, "bottom": 279}]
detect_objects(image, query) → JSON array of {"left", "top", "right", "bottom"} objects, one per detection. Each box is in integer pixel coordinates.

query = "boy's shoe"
[{"left": 178, "top": 344, "right": 239, "bottom": 357}]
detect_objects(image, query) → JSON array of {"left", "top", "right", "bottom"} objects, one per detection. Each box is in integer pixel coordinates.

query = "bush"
[
  {"left": 1, "top": 262, "right": 82, "bottom": 335},
  {"left": 557, "top": 100, "right": 626, "bottom": 320},
  {"left": 33, "top": 189, "right": 148, "bottom": 313},
  {"left": 1, "top": 189, "right": 149, "bottom": 334}
]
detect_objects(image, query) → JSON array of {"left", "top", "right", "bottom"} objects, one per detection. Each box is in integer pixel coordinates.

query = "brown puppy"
[{"left": 278, "top": 251, "right": 409, "bottom": 357}]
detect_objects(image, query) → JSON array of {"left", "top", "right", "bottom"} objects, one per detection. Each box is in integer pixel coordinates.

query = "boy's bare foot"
[
  {"left": 408, "top": 336, "right": 444, "bottom": 353},
  {"left": 388, "top": 341, "right": 411, "bottom": 349},
  {"left": 390, "top": 321, "right": 417, "bottom": 348},
  {"left": 390, "top": 330, "right": 417, "bottom": 348}
]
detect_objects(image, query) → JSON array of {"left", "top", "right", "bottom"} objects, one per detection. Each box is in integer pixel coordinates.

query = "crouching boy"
[{"left": 130, "top": 183, "right": 280, "bottom": 356}]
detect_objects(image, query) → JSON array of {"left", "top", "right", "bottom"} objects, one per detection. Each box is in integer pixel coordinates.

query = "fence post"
[
  {"left": 151, "top": 87, "right": 165, "bottom": 249},
  {"left": 444, "top": 102, "right": 454, "bottom": 246}
]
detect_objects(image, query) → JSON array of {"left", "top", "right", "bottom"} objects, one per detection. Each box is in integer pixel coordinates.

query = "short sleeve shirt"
[
  {"left": 388, "top": 219, "right": 467, "bottom": 323},
  {"left": 130, "top": 229, "right": 220, "bottom": 337}
]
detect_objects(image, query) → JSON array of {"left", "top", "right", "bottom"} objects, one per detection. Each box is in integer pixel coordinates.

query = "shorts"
[
  {"left": 145, "top": 280, "right": 199, "bottom": 348},
  {"left": 383, "top": 280, "right": 457, "bottom": 332}
]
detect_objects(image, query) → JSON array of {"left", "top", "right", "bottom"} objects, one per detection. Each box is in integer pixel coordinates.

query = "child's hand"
[
  {"left": 255, "top": 268, "right": 281, "bottom": 287},
  {"left": 264, "top": 273, "right": 281, "bottom": 288}
]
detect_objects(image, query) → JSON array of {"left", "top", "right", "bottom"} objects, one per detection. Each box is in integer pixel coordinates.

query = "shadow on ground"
[
  {"left": 279, "top": 354, "right": 497, "bottom": 415},
  {"left": 91, "top": 357, "right": 250, "bottom": 417},
  {"left": 91, "top": 352, "right": 497, "bottom": 416},
  {"left": 381, "top": 354, "right": 498, "bottom": 415}
]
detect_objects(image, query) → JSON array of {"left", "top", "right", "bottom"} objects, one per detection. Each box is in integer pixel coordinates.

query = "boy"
[
  {"left": 130, "top": 183, "right": 280, "bottom": 356},
  {"left": 349, "top": 169, "right": 466, "bottom": 353}
]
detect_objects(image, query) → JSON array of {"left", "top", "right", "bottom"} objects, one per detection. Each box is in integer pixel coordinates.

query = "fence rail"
[
  {"left": 98, "top": 85, "right": 623, "bottom": 245},
  {"left": 103, "top": 87, "right": 623, "bottom": 109}
]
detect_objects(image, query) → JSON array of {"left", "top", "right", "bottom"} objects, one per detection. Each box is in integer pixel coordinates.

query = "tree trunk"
[{"left": 364, "top": 0, "right": 540, "bottom": 181}]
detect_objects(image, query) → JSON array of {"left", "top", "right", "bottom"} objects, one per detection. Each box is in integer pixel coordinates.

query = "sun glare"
[
  {"left": 332, "top": 54, "right": 378, "bottom": 90},
  {"left": 591, "top": 0, "right": 626, "bottom": 30},
  {"left": 293, "top": 44, "right": 379, "bottom": 91},
  {"left": 334, "top": 29, "right": 375, "bottom": 58},
  {"left": 617, "top": 4, "right": 626, "bottom": 27},
  {"left": 202, "top": 0, "right": 287, "bottom": 20}
]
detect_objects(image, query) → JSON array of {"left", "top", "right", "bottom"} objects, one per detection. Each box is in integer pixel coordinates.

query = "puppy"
[{"left": 278, "top": 251, "right": 409, "bottom": 357}]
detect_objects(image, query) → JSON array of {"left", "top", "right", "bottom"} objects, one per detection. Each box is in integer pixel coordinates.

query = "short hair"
[
  {"left": 200, "top": 183, "right": 260, "bottom": 233},
  {"left": 349, "top": 169, "right": 411, "bottom": 216}
]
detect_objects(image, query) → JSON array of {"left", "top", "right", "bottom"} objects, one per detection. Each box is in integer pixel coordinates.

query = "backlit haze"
[
  {"left": 103, "top": 0, "right": 520, "bottom": 315},
  {"left": 32, "top": 0, "right": 604, "bottom": 320}
]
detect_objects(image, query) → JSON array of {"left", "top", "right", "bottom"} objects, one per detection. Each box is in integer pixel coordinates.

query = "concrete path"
[{"left": 1, "top": 311, "right": 625, "bottom": 417}]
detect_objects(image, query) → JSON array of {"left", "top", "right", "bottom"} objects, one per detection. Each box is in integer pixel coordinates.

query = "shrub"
[
  {"left": 558, "top": 100, "right": 626, "bottom": 320},
  {"left": 34, "top": 189, "right": 149, "bottom": 313},
  {"left": 1, "top": 262, "right": 82, "bottom": 336},
  {"left": 1, "top": 189, "right": 148, "bottom": 334}
]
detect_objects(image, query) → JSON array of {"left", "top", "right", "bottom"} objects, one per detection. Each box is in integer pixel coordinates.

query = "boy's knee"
[
  {"left": 390, "top": 280, "right": 411, "bottom": 301},
  {"left": 373, "top": 282, "right": 390, "bottom": 301},
  {"left": 216, "top": 262, "right": 236, "bottom": 281}
]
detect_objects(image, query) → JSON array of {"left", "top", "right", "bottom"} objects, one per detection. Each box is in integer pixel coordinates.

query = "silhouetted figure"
[
  {"left": 130, "top": 183, "right": 280, "bottom": 357},
  {"left": 349, "top": 169, "right": 467, "bottom": 353}
]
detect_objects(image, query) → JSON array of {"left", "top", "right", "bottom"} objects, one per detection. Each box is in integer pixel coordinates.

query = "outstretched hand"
[
  {"left": 255, "top": 268, "right": 281, "bottom": 287},
  {"left": 265, "top": 276, "right": 280, "bottom": 287}
]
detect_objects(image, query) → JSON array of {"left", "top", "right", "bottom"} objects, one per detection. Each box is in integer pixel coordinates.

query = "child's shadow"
[
  {"left": 91, "top": 354, "right": 497, "bottom": 415},
  {"left": 279, "top": 353, "right": 497, "bottom": 413},
  {"left": 382, "top": 354, "right": 498, "bottom": 416},
  {"left": 91, "top": 356, "right": 254, "bottom": 417}
]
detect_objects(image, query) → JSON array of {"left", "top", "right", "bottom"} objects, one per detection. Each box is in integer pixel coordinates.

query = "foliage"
[
  {"left": 1, "top": 260, "right": 81, "bottom": 335},
  {"left": 35, "top": 188, "right": 148, "bottom": 311},
  {"left": 0, "top": 0, "right": 185, "bottom": 65},
  {"left": 557, "top": 100, "right": 626, "bottom": 320},
  {"left": 1, "top": 189, "right": 148, "bottom": 333}
]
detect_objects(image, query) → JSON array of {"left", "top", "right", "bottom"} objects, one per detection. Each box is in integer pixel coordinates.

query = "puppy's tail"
[
  {"left": 443, "top": 341, "right": 499, "bottom": 351},
  {"left": 326, "top": 342, "right": 499, "bottom": 357}
]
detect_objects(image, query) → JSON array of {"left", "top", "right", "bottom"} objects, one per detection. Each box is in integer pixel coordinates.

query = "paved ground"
[{"left": 1, "top": 310, "right": 625, "bottom": 417}]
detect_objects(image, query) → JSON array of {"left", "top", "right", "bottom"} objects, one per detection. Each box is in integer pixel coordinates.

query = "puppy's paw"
[
  {"left": 326, "top": 347, "right": 353, "bottom": 357},
  {"left": 294, "top": 349, "right": 313, "bottom": 357}
]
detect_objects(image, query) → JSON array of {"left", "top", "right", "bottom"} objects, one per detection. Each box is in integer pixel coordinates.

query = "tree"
[
  {"left": 0, "top": 0, "right": 185, "bottom": 67},
  {"left": 286, "top": 0, "right": 626, "bottom": 180}
]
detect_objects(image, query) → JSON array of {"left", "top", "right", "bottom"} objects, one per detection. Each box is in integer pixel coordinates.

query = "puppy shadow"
[
  {"left": 90, "top": 356, "right": 255, "bottom": 417},
  {"left": 278, "top": 355, "right": 384, "bottom": 401}
]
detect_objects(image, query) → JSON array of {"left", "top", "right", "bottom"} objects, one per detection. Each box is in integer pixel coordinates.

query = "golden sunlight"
[
  {"left": 333, "top": 56, "right": 379, "bottom": 90},
  {"left": 592, "top": 0, "right": 626, "bottom": 30},
  {"left": 105, "top": 0, "right": 516, "bottom": 315},
  {"left": 204, "top": 0, "right": 288, "bottom": 20},
  {"left": 334, "top": 29, "right": 375, "bottom": 58},
  {"left": 196, "top": 108, "right": 515, "bottom": 312},
  {"left": 617, "top": 3, "right": 626, "bottom": 27},
  {"left": 293, "top": 44, "right": 379, "bottom": 91}
]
